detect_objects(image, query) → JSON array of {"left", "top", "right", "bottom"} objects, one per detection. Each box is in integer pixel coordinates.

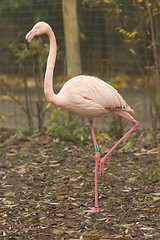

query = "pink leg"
[
  {"left": 100, "top": 111, "right": 139, "bottom": 176},
  {"left": 83, "top": 120, "right": 100, "bottom": 213}
]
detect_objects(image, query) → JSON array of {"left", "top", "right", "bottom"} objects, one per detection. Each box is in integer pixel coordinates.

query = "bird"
[{"left": 25, "top": 21, "right": 139, "bottom": 213}]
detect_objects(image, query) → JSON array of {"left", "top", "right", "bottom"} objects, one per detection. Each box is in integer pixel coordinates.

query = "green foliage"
[
  {"left": 8, "top": 39, "right": 49, "bottom": 131},
  {"left": 9, "top": 39, "right": 49, "bottom": 64},
  {"left": 46, "top": 108, "right": 91, "bottom": 143},
  {"left": 9, "top": 42, "right": 36, "bottom": 62},
  {"left": 82, "top": 0, "right": 117, "bottom": 7},
  {"left": 0, "top": 115, "right": 7, "bottom": 126},
  {"left": 108, "top": 114, "right": 124, "bottom": 139}
]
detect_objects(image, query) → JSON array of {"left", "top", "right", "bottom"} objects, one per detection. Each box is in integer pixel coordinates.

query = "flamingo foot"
[
  {"left": 83, "top": 207, "right": 100, "bottom": 213},
  {"left": 100, "top": 157, "right": 110, "bottom": 176},
  {"left": 100, "top": 160, "right": 105, "bottom": 176}
]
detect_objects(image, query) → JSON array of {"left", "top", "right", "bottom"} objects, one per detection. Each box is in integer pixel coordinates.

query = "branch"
[{"left": 146, "top": 0, "right": 159, "bottom": 85}]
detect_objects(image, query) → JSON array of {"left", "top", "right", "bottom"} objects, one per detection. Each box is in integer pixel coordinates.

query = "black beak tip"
[{"left": 25, "top": 39, "right": 30, "bottom": 50}]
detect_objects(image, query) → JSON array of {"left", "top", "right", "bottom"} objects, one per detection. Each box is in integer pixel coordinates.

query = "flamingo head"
[{"left": 25, "top": 21, "right": 50, "bottom": 50}]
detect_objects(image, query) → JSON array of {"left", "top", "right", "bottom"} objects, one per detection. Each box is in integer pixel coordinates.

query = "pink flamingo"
[{"left": 25, "top": 22, "right": 139, "bottom": 213}]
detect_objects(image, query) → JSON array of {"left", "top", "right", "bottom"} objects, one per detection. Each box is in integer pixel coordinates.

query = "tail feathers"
[
  {"left": 105, "top": 106, "right": 134, "bottom": 114},
  {"left": 120, "top": 110, "right": 134, "bottom": 119},
  {"left": 106, "top": 106, "right": 134, "bottom": 119}
]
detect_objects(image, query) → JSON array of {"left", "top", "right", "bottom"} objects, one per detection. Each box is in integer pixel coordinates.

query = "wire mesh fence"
[{"left": 0, "top": 0, "right": 160, "bottom": 130}]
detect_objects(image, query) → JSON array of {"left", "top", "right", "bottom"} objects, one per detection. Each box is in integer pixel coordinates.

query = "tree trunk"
[{"left": 62, "top": 0, "right": 82, "bottom": 79}]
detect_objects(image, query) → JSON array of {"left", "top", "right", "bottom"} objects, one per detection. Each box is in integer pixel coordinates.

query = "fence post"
[{"left": 62, "top": 0, "right": 82, "bottom": 79}]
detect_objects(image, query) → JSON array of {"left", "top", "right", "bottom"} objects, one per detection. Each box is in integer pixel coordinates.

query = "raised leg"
[
  {"left": 83, "top": 120, "right": 100, "bottom": 213},
  {"left": 100, "top": 111, "right": 139, "bottom": 176}
]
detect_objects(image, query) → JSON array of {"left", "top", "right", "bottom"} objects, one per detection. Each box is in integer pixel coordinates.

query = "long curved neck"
[{"left": 44, "top": 28, "right": 58, "bottom": 105}]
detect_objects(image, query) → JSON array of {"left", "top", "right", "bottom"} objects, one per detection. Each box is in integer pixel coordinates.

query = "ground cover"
[{"left": 0, "top": 128, "right": 159, "bottom": 239}]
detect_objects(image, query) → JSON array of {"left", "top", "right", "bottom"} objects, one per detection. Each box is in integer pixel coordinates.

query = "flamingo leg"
[
  {"left": 100, "top": 111, "right": 139, "bottom": 176},
  {"left": 83, "top": 120, "right": 100, "bottom": 212}
]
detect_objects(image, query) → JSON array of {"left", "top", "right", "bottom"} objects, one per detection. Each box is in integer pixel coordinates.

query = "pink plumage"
[
  {"left": 25, "top": 22, "right": 139, "bottom": 213},
  {"left": 57, "top": 75, "right": 134, "bottom": 119}
]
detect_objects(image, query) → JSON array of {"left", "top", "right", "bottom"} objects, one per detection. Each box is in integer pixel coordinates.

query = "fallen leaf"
[
  {"left": 143, "top": 233, "right": 155, "bottom": 238},
  {"left": 127, "top": 176, "right": 136, "bottom": 182},
  {"left": 151, "top": 196, "right": 160, "bottom": 202},
  {"left": 52, "top": 229, "right": 64, "bottom": 235},
  {"left": 49, "top": 163, "right": 60, "bottom": 167},
  {"left": 140, "top": 227, "right": 154, "bottom": 231},
  {"left": 67, "top": 214, "right": 76, "bottom": 219},
  {"left": 70, "top": 177, "right": 77, "bottom": 182},
  {"left": 123, "top": 223, "right": 134, "bottom": 228},
  {"left": 97, "top": 217, "right": 108, "bottom": 221},
  {"left": 105, "top": 218, "right": 109, "bottom": 223},
  {"left": 55, "top": 213, "right": 64, "bottom": 217},
  {"left": 2, "top": 199, "right": 15, "bottom": 205},
  {"left": 151, "top": 192, "right": 160, "bottom": 196}
]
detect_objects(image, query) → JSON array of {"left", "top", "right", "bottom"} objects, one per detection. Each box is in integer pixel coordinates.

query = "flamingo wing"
[{"left": 58, "top": 75, "right": 134, "bottom": 119}]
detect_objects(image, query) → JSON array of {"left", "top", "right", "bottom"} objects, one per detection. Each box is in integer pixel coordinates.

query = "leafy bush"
[{"left": 45, "top": 108, "right": 91, "bottom": 143}]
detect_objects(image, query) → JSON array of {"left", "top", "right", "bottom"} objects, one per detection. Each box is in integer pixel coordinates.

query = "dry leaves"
[{"left": 0, "top": 129, "right": 160, "bottom": 239}]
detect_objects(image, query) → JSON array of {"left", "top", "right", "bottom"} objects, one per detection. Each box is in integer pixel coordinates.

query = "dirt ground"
[{"left": 0, "top": 128, "right": 160, "bottom": 240}]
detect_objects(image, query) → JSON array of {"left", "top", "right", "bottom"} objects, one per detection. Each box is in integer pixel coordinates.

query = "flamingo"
[{"left": 25, "top": 22, "right": 139, "bottom": 213}]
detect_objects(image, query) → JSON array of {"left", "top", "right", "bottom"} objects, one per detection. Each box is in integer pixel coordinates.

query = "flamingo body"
[
  {"left": 56, "top": 75, "right": 134, "bottom": 119},
  {"left": 25, "top": 22, "right": 139, "bottom": 213}
]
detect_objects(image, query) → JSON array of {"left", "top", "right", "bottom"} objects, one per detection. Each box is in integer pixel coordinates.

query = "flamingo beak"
[
  {"left": 25, "top": 28, "right": 37, "bottom": 50},
  {"left": 25, "top": 38, "right": 30, "bottom": 50}
]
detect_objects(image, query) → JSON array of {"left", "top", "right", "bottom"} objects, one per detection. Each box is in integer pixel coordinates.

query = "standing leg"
[
  {"left": 100, "top": 111, "right": 139, "bottom": 176},
  {"left": 83, "top": 120, "right": 100, "bottom": 212}
]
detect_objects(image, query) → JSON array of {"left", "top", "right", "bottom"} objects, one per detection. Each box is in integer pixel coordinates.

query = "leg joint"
[
  {"left": 132, "top": 119, "right": 139, "bottom": 128},
  {"left": 132, "top": 119, "right": 137, "bottom": 123}
]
